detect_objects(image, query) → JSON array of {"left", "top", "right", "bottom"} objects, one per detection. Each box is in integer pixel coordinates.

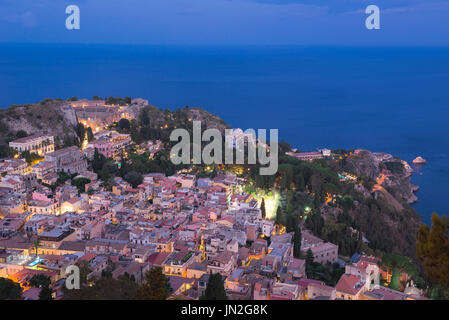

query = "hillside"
[
  {"left": 140, "top": 104, "right": 229, "bottom": 133},
  {"left": 327, "top": 150, "right": 422, "bottom": 258},
  {"left": 0, "top": 98, "right": 230, "bottom": 157},
  {"left": 0, "top": 99, "right": 80, "bottom": 152}
]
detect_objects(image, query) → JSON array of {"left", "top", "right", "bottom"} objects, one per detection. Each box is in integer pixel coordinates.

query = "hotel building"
[{"left": 9, "top": 134, "right": 55, "bottom": 156}]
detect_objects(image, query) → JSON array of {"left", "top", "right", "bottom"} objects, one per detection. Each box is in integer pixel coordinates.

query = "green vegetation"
[
  {"left": 117, "top": 149, "right": 182, "bottom": 185},
  {"left": 384, "top": 161, "right": 405, "bottom": 175},
  {"left": 117, "top": 118, "right": 131, "bottom": 133},
  {"left": 128, "top": 104, "right": 228, "bottom": 146},
  {"left": 20, "top": 151, "right": 44, "bottom": 165},
  {"left": 293, "top": 226, "right": 302, "bottom": 259},
  {"left": 0, "top": 145, "right": 15, "bottom": 158},
  {"left": 63, "top": 271, "right": 139, "bottom": 300},
  {"left": 71, "top": 177, "right": 91, "bottom": 194},
  {"left": 28, "top": 274, "right": 53, "bottom": 300},
  {"left": 28, "top": 274, "right": 51, "bottom": 288},
  {"left": 0, "top": 277, "right": 22, "bottom": 300},
  {"left": 389, "top": 267, "right": 400, "bottom": 291},
  {"left": 75, "top": 122, "right": 86, "bottom": 144},
  {"left": 244, "top": 150, "right": 420, "bottom": 261},
  {"left": 381, "top": 253, "right": 418, "bottom": 277},
  {"left": 105, "top": 96, "right": 132, "bottom": 106},
  {"left": 181, "top": 252, "right": 193, "bottom": 264},
  {"left": 201, "top": 273, "right": 227, "bottom": 300},
  {"left": 305, "top": 249, "right": 344, "bottom": 286},
  {"left": 260, "top": 198, "right": 266, "bottom": 219},
  {"left": 41, "top": 172, "right": 77, "bottom": 192},
  {"left": 134, "top": 267, "right": 172, "bottom": 300},
  {"left": 38, "top": 286, "right": 53, "bottom": 300},
  {"left": 417, "top": 213, "right": 449, "bottom": 297}
]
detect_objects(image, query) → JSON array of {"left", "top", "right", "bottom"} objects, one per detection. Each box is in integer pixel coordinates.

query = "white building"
[{"left": 9, "top": 134, "right": 54, "bottom": 156}]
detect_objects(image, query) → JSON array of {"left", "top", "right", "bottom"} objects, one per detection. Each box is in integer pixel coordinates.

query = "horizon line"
[{"left": 1, "top": 41, "right": 449, "bottom": 48}]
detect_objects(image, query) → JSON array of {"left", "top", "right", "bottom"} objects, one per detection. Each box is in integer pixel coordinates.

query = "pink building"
[
  {"left": 88, "top": 140, "right": 113, "bottom": 158},
  {"left": 32, "top": 191, "right": 51, "bottom": 203}
]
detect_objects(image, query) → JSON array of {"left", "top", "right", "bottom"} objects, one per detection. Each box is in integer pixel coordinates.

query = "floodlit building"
[{"left": 9, "top": 134, "right": 54, "bottom": 156}]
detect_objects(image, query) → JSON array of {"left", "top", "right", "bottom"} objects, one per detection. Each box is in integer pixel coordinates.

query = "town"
[{"left": 0, "top": 98, "right": 431, "bottom": 300}]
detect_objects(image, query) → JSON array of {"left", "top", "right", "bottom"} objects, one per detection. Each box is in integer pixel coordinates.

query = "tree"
[
  {"left": 313, "top": 193, "right": 321, "bottom": 210},
  {"left": 306, "top": 248, "right": 314, "bottom": 265},
  {"left": 260, "top": 198, "right": 266, "bottom": 219},
  {"left": 275, "top": 206, "right": 283, "bottom": 226},
  {"left": 118, "top": 118, "right": 131, "bottom": 132},
  {"left": 278, "top": 141, "right": 291, "bottom": 156},
  {"left": 0, "top": 278, "right": 22, "bottom": 300},
  {"left": 71, "top": 177, "right": 91, "bottom": 194},
  {"left": 293, "top": 226, "right": 302, "bottom": 259},
  {"left": 130, "top": 123, "right": 143, "bottom": 144},
  {"left": 75, "top": 122, "right": 86, "bottom": 142},
  {"left": 78, "top": 260, "right": 91, "bottom": 286},
  {"left": 118, "top": 154, "right": 129, "bottom": 177},
  {"left": 286, "top": 214, "right": 297, "bottom": 233},
  {"left": 305, "top": 248, "right": 315, "bottom": 278},
  {"left": 33, "top": 239, "right": 40, "bottom": 257},
  {"left": 92, "top": 148, "right": 107, "bottom": 172},
  {"left": 139, "top": 107, "right": 150, "bottom": 126},
  {"left": 124, "top": 171, "right": 143, "bottom": 188},
  {"left": 295, "top": 173, "right": 305, "bottom": 191},
  {"left": 86, "top": 127, "right": 94, "bottom": 142},
  {"left": 417, "top": 213, "right": 449, "bottom": 293},
  {"left": 106, "top": 96, "right": 115, "bottom": 105},
  {"left": 21, "top": 151, "right": 43, "bottom": 165},
  {"left": 63, "top": 271, "right": 138, "bottom": 300},
  {"left": 16, "top": 130, "right": 28, "bottom": 138},
  {"left": 29, "top": 274, "right": 51, "bottom": 288},
  {"left": 134, "top": 267, "right": 171, "bottom": 300},
  {"left": 0, "top": 145, "right": 15, "bottom": 158},
  {"left": 203, "top": 273, "right": 227, "bottom": 300},
  {"left": 39, "top": 286, "right": 53, "bottom": 300}
]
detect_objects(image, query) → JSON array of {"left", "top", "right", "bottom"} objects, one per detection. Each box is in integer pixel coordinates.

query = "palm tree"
[{"left": 32, "top": 239, "right": 40, "bottom": 258}]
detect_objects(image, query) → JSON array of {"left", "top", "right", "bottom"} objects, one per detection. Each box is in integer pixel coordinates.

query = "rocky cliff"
[
  {"left": 336, "top": 149, "right": 421, "bottom": 258},
  {"left": 0, "top": 99, "right": 80, "bottom": 148},
  {"left": 344, "top": 149, "right": 418, "bottom": 206}
]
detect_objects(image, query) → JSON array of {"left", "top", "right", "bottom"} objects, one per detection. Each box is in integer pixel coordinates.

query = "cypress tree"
[
  {"left": 134, "top": 267, "right": 171, "bottom": 300},
  {"left": 293, "top": 226, "right": 302, "bottom": 258},
  {"left": 260, "top": 198, "right": 266, "bottom": 219},
  {"left": 275, "top": 206, "right": 283, "bottom": 226},
  {"left": 203, "top": 273, "right": 227, "bottom": 300}
]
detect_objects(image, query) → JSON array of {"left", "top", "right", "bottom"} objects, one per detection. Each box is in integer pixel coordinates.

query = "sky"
[{"left": 0, "top": 0, "right": 448, "bottom": 45}]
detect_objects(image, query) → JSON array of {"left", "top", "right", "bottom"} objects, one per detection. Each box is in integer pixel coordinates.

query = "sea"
[{"left": 0, "top": 43, "right": 448, "bottom": 225}]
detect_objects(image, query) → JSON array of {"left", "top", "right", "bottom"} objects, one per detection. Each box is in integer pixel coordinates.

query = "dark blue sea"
[{"left": 1, "top": 43, "right": 448, "bottom": 224}]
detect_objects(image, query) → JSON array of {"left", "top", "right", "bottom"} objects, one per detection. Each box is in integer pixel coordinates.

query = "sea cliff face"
[
  {"left": 334, "top": 149, "right": 422, "bottom": 258},
  {"left": 344, "top": 149, "right": 418, "bottom": 206}
]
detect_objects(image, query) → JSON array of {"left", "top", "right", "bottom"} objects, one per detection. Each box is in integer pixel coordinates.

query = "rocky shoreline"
[{"left": 343, "top": 149, "right": 419, "bottom": 207}]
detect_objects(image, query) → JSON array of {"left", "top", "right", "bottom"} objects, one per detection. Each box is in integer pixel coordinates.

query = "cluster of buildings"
[
  {"left": 0, "top": 99, "right": 425, "bottom": 300},
  {"left": 84, "top": 130, "right": 133, "bottom": 160},
  {"left": 0, "top": 151, "right": 426, "bottom": 299}
]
